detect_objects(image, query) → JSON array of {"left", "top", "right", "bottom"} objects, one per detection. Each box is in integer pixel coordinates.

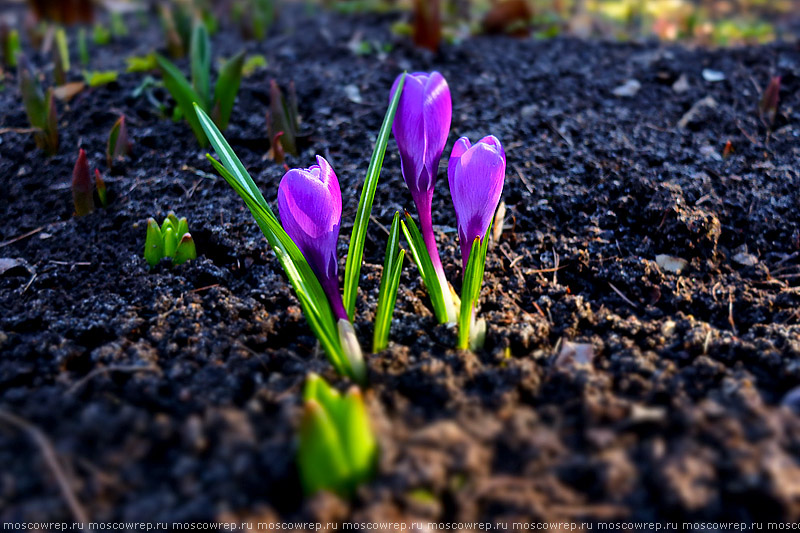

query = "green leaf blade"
[
  {"left": 156, "top": 53, "right": 208, "bottom": 146},
  {"left": 372, "top": 212, "right": 404, "bottom": 353},
  {"left": 190, "top": 21, "right": 211, "bottom": 109},
  {"left": 457, "top": 237, "right": 483, "bottom": 350},
  {"left": 342, "top": 72, "right": 406, "bottom": 321},
  {"left": 401, "top": 213, "right": 448, "bottom": 323},
  {"left": 212, "top": 51, "right": 244, "bottom": 130}
]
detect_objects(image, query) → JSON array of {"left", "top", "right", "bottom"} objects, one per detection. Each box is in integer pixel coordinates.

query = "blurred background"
[{"left": 0, "top": 0, "right": 797, "bottom": 48}]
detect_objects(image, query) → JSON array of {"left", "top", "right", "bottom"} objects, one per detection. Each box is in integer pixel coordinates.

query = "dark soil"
[{"left": 1, "top": 5, "right": 800, "bottom": 526}]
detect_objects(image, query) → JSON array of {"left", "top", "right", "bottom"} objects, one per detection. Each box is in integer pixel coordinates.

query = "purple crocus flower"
[
  {"left": 278, "top": 156, "right": 348, "bottom": 321},
  {"left": 390, "top": 71, "right": 452, "bottom": 278},
  {"left": 448, "top": 135, "right": 506, "bottom": 269}
]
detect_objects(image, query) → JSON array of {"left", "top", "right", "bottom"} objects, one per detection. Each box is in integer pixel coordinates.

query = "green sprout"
[
  {"left": 372, "top": 212, "right": 405, "bottom": 352},
  {"left": 266, "top": 79, "right": 299, "bottom": 163},
  {"left": 83, "top": 70, "right": 118, "bottom": 87},
  {"left": 126, "top": 52, "right": 157, "bottom": 73},
  {"left": 110, "top": 12, "right": 128, "bottom": 37},
  {"left": 53, "top": 27, "right": 70, "bottom": 86},
  {"left": 156, "top": 21, "right": 244, "bottom": 146},
  {"left": 72, "top": 149, "right": 94, "bottom": 216},
  {"left": 297, "top": 374, "right": 377, "bottom": 497},
  {"left": 72, "top": 149, "right": 108, "bottom": 216},
  {"left": 95, "top": 169, "right": 108, "bottom": 207},
  {"left": 107, "top": 115, "right": 132, "bottom": 169},
  {"left": 1, "top": 26, "right": 20, "bottom": 68},
  {"left": 19, "top": 55, "right": 58, "bottom": 156},
  {"left": 241, "top": 54, "right": 267, "bottom": 77},
  {"left": 144, "top": 212, "right": 197, "bottom": 268},
  {"left": 77, "top": 28, "right": 89, "bottom": 66},
  {"left": 235, "top": 0, "right": 275, "bottom": 40},
  {"left": 93, "top": 24, "right": 111, "bottom": 45}
]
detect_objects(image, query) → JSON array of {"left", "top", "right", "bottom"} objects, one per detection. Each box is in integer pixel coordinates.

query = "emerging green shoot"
[
  {"left": 144, "top": 212, "right": 196, "bottom": 268},
  {"left": 19, "top": 55, "right": 59, "bottom": 155},
  {"left": 343, "top": 73, "right": 405, "bottom": 320},
  {"left": 241, "top": 54, "right": 267, "bottom": 77},
  {"left": 758, "top": 76, "right": 780, "bottom": 128},
  {"left": 95, "top": 169, "right": 108, "bottom": 207},
  {"left": 297, "top": 374, "right": 377, "bottom": 497},
  {"left": 110, "top": 12, "right": 128, "bottom": 37},
  {"left": 156, "top": 20, "right": 244, "bottom": 146},
  {"left": 457, "top": 224, "right": 491, "bottom": 350},
  {"left": 266, "top": 79, "right": 299, "bottom": 162},
  {"left": 238, "top": 0, "right": 275, "bottom": 40},
  {"left": 77, "top": 28, "right": 89, "bottom": 66},
  {"left": 159, "top": 4, "right": 186, "bottom": 58},
  {"left": 72, "top": 149, "right": 94, "bottom": 216},
  {"left": 195, "top": 104, "right": 363, "bottom": 382},
  {"left": 372, "top": 212, "right": 405, "bottom": 353},
  {"left": 53, "top": 27, "right": 69, "bottom": 86},
  {"left": 1, "top": 25, "right": 20, "bottom": 68},
  {"left": 83, "top": 70, "right": 118, "bottom": 87},
  {"left": 107, "top": 115, "right": 132, "bottom": 169},
  {"left": 126, "top": 52, "right": 158, "bottom": 73},
  {"left": 93, "top": 24, "right": 111, "bottom": 46}
]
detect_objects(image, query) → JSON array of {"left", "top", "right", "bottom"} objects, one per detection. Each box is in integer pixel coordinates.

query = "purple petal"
[
  {"left": 447, "top": 136, "right": 471, "bottom": 184},
  {"left": 278, "top": 157, "right": 342, "bottom": 285},
  {"left": 390, "top": 71, "right": 451, "bottom": 196},
  {"left": 421, "top": 72, "right": 452, "bottom": 183},
  {"left": 391, "top": 74, "right": 426, "bottom": 193},
  {"left": 448, "top": 137, "right": 506, "bottom": 268}
]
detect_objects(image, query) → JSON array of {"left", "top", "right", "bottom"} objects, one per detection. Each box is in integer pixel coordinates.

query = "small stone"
[
  {"left": 702, "top": 69, "right": 725, "bottom": 82},
  {"left": 612, "top": 79, "right": 641, "bottom": 97},
  {"left": 672, "top": 74, "right": 690, "bottom": 93},
  {"left": 656, "top": 254, "right": 688, "bottom": 274}
]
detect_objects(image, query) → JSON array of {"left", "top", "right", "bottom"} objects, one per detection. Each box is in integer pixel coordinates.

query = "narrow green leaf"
[
  {"left": 77, "top": 28, "right": 88, "bottom": 66},
  {"left": 194, "top": 103, "right": 264, "bottom": 204},
  {"left": 457, "top": 237, "right": 482, "bottom": 350},
  {"left": 43, "top": 90, "right": 59, "bottom": 155},
  {"left": 19, "top": 57, "right": 47, "bottom": 129},
  {"left": 212, "top": 51, "right": 244, "bottom": 130},
  {"left": 372, "top": 212, "right": 404, "bottom": 352},
  {"left": 144, "top": 218, "right": 164, "bottom": 267},
  {"left": 190, "top": 21, "right": 210, "bottom": 109},
  {"left": 343, "top": 73, "right": 405, "bottom": 321},
  {"left": 401, "top": 214, "right": 449, "bottom": 323},
  {"left": 53, "top": 28, "right": 69, "bottom": 86},
  {"left": 156, "top": 53, "right": 207, "bottom": 145}
]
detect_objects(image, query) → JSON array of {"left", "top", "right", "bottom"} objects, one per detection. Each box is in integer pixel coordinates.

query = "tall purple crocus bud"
[
  {"left": 390, "top": 71, "right": 455, "bottom": 320},
  {"left": 448, "top": 135, "right": 506, "bottom": 270},
  {"left": 278, "top": 156, "right": 348, "bottom": 321}
]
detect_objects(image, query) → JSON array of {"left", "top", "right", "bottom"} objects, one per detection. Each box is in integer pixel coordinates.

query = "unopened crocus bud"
[
  {"left": 448, "top": 136, "right": 506, "bottom": 269},
  {"left": 390, "top": 71, "right": 455, "bottom": 320},
  {"left": 278, "top": 155, "right": 347, "bottom": 321}
]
